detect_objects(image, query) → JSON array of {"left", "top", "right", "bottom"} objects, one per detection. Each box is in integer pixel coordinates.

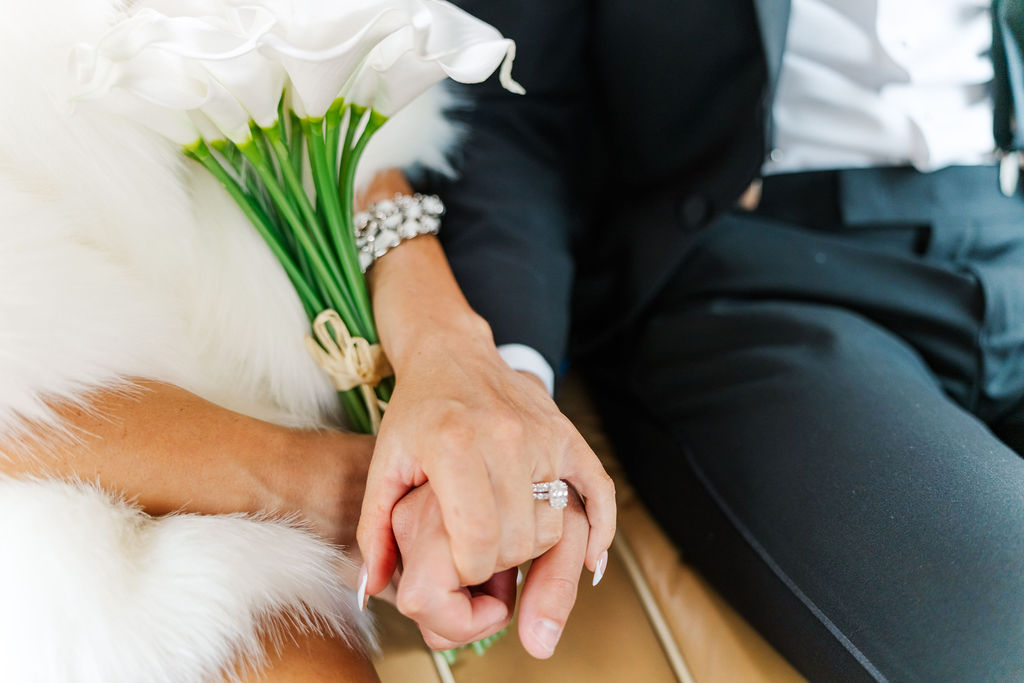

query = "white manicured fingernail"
[
  {"left": 531, "top": 618, "right": 562, "bottom": 656},
  {"left": 357, "top": 565, "right": 368, "bottom": 612},
  {"left": 592, "top": 550, "right": 608, "bottom": 587}
]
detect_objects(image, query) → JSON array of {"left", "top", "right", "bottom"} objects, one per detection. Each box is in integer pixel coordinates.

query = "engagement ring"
[{"left": 532, "top": 480, "right": 569, "bottom": 510}]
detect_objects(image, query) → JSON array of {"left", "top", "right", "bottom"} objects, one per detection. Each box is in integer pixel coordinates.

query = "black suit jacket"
[{"left": 424, "top": 0, "right": 1024, "bottom": 373}]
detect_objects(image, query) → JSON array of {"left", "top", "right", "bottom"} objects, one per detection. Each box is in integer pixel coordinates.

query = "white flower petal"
[
  {"left": 72, "top": 4, "right": 284, "bottom": 141},
  {"left": 69, "top": 0, "right": 521, "bottom": 142},
  {"left": 80, "top": 88, "right": 201, "bottom": 146},
  {"left": 188, "top": 110, "right": 228, "bottom": 144},
  {"left": 92, "top": 8, "right": 274, "bottom": 62},
  {"left": 201, "top": 51, "right": 286, "bottom": 130},
  {"left": 346, "top": 0, "right": 524, "bottom": 116},
  {"left": 417, "top": 0, "right": 523, "bottom": 92},
  {"left": 72, "top": 46, "right": 210, "bottom": 110},
  {"left": 259, "top": 4, "right": 417, "bottom": 118}
]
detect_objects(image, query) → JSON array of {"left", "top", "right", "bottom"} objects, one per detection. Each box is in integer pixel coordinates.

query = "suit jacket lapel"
[
  {"left": 751, "top": 0, "right": 791, "bottom": 91},
  {"left": 993, "top": 0, "right": 1024, "bottom": 151}
]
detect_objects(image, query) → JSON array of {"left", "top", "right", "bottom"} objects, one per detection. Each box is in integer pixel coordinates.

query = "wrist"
[
  {"left": 388, "top": 305, "right": 495, "bottom": 373},
  {"left": 250, "top": 427, "right": 372, "bottom": 546},
  {"left": 368, "top": 233, "right": 498, "bottom": 374}
]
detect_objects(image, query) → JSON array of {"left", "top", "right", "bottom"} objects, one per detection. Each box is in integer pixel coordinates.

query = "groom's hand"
[
  {"left": 358, "top": 231, "right": 616, "bottom": 607},
  {"left": 392, "top": 482, "right": 592, "bottom": 658},
  {"left": 392, "top": 484, "right": 516, "bottom": 646}
]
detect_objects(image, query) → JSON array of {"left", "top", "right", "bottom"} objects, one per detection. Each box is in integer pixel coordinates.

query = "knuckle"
[
  {"left": 420, "top": 630, "right": 453, "bottom": 651},
  {"left": 456, "top": 519, "right": 500, "bottom": 550},
  {"left": 500, "top": 535, "right": 535, "bottom": 567},
  {"left": 396, "top": 584, "right": 432, "bottom": 618},
  {"left": 492, "top": 412, "right": 526, "bottom": 444},
  {"left": 434, "top": 416, "right": 474, "bottom": 454},
  {"left": 536, "top": 521, "right": 564, "bottom": 552},
  {"left": 426, "top": 621, "right": 476, "bottom": 645},
  {"left": 454, "top": 551, "right": 494, "bottom": 586},
  {"left": 598, "top": 473, "right": 614, "bottom": 499},
  {"left": 596, "top": 470, "right": 616, "bottom": 500},
  {"left": 450, "top": 624, "right": 478, "bottom": 643},
  {"left": 544, "top": 575, "right": 579, "bottom": 611},
  {"left": 554, "top": 414, "right": 581, "bottom": 439},
  {"left": 458, "top": 557, "right": 493, "bottom": 585}
]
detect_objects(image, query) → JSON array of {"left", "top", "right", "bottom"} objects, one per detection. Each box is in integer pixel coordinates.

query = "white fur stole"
[{"left": 0, "top": 0, "right": 460, "bottom": 680}]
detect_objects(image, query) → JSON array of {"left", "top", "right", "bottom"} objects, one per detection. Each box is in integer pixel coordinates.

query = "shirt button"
[
  {"left": 679, "top": 196, "right": 708, "bottom": 227},
  {"left": 769, "top": 148, "right": 785, "bottom": 163}
]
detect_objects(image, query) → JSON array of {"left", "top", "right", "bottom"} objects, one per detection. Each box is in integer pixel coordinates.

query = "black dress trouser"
[{"left": 583, "top": 166, "right": 1024, "bottom": 682}]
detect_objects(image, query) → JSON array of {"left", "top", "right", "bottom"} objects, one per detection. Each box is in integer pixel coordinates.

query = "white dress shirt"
[{"left": 764, "top": 0, "right": 995, "bottom": 174}]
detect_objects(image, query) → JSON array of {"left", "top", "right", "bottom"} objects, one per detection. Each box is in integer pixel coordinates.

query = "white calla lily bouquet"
[{"left": 71, "top": 0, "right": 522, "bottom": 434}]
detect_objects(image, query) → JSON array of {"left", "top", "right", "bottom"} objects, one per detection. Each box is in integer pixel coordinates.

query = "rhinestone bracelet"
[{"left": 354, "top": 193, "right": 445, "bottom": 272}]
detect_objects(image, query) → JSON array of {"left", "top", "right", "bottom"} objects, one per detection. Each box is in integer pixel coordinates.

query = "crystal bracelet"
[{"left": 354, "top": 193, "right": 445, "bottom": 272}]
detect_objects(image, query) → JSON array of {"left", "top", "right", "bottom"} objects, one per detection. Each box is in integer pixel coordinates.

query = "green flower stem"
[
  {"left": 211, "top": 140, "right": 305, "bottom": 284},
  {"left": 288, "top": 112, "right": 305, "bottom": 180},
  {"left": 276, "top": 92, "right": 289, "bottom": 149},
  {"left": 259, "top": 123, "right": 360, "bottom": 328},
  {"left": 325, "top": 102, "right": 344, "bottom": 180},
  {"left": 260, "top": 134, "right": 277, "bottom": 176},
  {"left": 340, "top": 109, "right": 387, "bottom": 217},
  {"left": 338, "top": 109, "right": 387, "bottom": 331},
  {"left": 250, "top": 126, "right": 304, "bottom": 228},
  {"left": 304, "top": 119, "right": 346, "bottom": 268},
  {"left": 192, "top": 132, "right": 379, "bottom": 436},
  {"left": 236, "top": 138, "right": 359, "bottom": 331},
  {"left": 185, "top": 141, "right": 322, "bottom": 318},
  {"left": 242, "top": 164, "right": 287, "bottom": 243},
  {"left": 376, "top": 378, "right": 393, "bottom": 402},
  {"left": 304, "top": 118, "right": 376, "bottom": 342},
  {"left": 338, "top": 105, "right": 362, "bottom": 195},
  {"left": 213, "top": 140, "right": 243, "bottom": 172},
  {"left": 212, "top": 143, "right": 277, "bottom": 234},
  {"left": 339, "top": 387, "right": 371, "bottom": 434}
]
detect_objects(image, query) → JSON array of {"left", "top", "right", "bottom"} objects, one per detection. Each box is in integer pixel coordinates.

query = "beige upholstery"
[{"left": 372, "top": 376, "right": 805, "bottom": 682}]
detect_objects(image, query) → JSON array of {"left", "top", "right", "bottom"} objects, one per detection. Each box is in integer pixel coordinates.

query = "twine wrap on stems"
[{"left": 306, "top": 309, "right": 392, "bottom": 433}]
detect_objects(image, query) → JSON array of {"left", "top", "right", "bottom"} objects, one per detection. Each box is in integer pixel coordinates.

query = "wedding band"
[{"left": 532, "top": 480, "right": 569, "bottom": 510}]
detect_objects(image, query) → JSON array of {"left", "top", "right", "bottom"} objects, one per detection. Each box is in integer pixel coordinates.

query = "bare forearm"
[
  {"left": 362, "top": 171, "right": 496, "bottom": 373},
  {"left": 0, "top": 381, "right": 370, "bottom": 544}
]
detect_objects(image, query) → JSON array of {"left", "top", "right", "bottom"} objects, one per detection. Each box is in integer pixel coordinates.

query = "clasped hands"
[{"left": 356, "top": 352, "right": 616, "bottom": 659}]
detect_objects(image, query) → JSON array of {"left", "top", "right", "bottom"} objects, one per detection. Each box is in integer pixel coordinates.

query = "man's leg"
[{"left": 586, "top": 298, "right": 1024, "bottom": 682}]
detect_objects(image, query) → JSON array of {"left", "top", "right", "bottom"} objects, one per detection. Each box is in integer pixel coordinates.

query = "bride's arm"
[
  {"left": 0, "top": 380, "right": 372, "bottom": 547},
  {"left": 357, "top": 170, "right": 615, "bottom": 654}
]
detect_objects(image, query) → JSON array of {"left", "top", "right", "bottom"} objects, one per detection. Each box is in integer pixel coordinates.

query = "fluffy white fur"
[
  {"left": 0, "top": 0, "right": 461, "bottom": 680},
  {"left": 0, "top": 479, "right": 372, "bottom": 682}
]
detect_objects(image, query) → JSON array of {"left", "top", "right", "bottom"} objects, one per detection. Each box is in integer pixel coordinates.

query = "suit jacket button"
[{"left": 679, "top": 196, "right": 708, "bottom": 227}]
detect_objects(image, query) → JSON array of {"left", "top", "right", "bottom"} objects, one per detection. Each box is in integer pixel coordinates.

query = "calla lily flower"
[
  {"left": 79, "top": 86, "right": 203, "bottom": 146},
  {"left": 345, "top": 0, "right": 524, "bottom": 117},
  {"left": 71, "top": 4, "right": 283, "bottom": 143},
  {"left": 72, "top": 0, "right": 520, "bottom": 137},
  {"left": 257, "top": 0, "right": 420, "bottom": 119}
]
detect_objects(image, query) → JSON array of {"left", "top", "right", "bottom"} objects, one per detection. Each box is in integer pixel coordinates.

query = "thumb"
[{"left": 516, "top": 507, "right": 589, "bottom": 659}]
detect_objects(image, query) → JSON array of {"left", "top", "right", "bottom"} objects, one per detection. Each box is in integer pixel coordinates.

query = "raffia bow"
[{"left": 305, "top": 309, "right": 392, "bottom": 433}]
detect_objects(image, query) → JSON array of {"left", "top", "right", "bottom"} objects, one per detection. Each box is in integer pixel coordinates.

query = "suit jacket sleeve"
[{"left": 420, "top": 0, "right": 595, "bottom": 372}]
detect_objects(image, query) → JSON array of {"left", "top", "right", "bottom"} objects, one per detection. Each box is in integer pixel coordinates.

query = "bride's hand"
[{"left": 357, "top": 230, "right": 616, "bottom": 607}]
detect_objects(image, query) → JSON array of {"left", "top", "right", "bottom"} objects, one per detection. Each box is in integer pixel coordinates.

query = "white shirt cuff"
[{"left": 497, "top": 343, "right": 555, "bottom": 396}]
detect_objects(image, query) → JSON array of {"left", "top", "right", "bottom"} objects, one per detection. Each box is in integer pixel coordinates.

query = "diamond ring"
[{"left": 532, "top": 480, "right": 569, "bottom": 510}]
